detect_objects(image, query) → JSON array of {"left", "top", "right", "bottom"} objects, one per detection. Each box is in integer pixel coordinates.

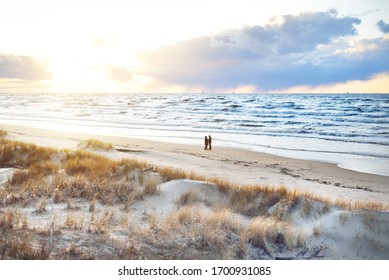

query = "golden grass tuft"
[
  {"left": 78, "top": 139, "right": 113, "bottom": 151},
  {"left": 221, "top": 184, "right": 299, "bottom": 217},
  {"left": 154, "top": 166, "right": 206, "bottom": 182},
  {"left": 87, "top": 210, "right": 115, "bottom": 234},
  {"left": 9, "top": 169, "right": 31, "bottom": 185},
  {"left": 29, "top": 160, "right": 60, "bottom": 176},
  {"left": 63, "top": 150, "right": 116, "bottom": 177},
  {"left": 65, "top": 214, "right": 84, "bottom": 230},
  {"left": 52, "top": 174, "right": 89, "bottom": 199},
  {"left": 157, "top": 206, "right": 246, "bottom": 257},
  {"left": 176, "top": 189, "right": 198, "bottom": 205},
  {"left": 0, "top": 139, "right": 55, "bottom": 168},
  {"left": 246, "top": 216, "right": 300, "bottom": 251},
  {"left": 334, "top": 198, "right": 389, "bottom": 211},
  {"left": 142, "top": 174, "right": 162, "bottom": 196},
  {"left": 351, "top": 200, "right": 389, "bottom": 211},
  {"left": 165, "top": 205, "right": 203, "bottom": 227},
  {"left": 10, "top": 160, "right": 59, "bottom": 186},
  {"left": 228, "top": 189, "right": 261, "bottom": 216},
  {"left": 8, "top": 235, "right": 51, "bottom": 260},
  {"left": 148, "top": 213, "right": 159, "bottom": 230},
  {"left": 117, "top": 158, "right": 149, "bottom": 172},
  {"left": 0, "top": 130, "right": 7, "bottom": 138},
  {"left": 155, "top": 166, "right": 189, "bottom": 181},
  {"left": 204, "top": 209, "right": 243, "bottom": 234},
  {"left": 166, "top": 207, "right": 242, "bottom": 234}
]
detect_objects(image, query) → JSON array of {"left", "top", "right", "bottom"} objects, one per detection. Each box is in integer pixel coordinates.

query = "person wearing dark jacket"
[
  {"left": 208, "top": 135, "right": 212, "bottom": 150},
  {"left": 204, "top": 136, "right": 208, "bottom": 150}
]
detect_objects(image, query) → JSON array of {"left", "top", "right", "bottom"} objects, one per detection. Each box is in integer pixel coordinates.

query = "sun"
[{"left": 46, "top": 39, "right": 142, "bottom": 93}]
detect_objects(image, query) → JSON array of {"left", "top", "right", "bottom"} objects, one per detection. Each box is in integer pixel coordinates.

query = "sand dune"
[
  {"left": 0, "top": 124, "right": 388, "bottom": 259},
  {"left": 2, "top": 124, "right": 388, "bottom": 203}
]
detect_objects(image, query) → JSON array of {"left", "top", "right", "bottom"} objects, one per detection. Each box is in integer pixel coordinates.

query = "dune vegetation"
[
  {"left": 0, "top": 132, "right": 388, "bottom": 259},
  {"left": 77, "top": 139, "right": 114, "bottom": 151}
]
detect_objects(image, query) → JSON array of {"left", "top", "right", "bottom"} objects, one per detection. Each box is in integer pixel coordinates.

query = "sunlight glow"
[{"left": 1, "top": 0, "right": 388, "bottom": 93}]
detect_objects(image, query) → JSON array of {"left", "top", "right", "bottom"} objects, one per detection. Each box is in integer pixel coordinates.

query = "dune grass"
[
  {"left": 133, "top": 206, "right": 247, "bottom": 259},
  {"left": 0, "top": 139, "right": 162, "bottom": 208},
  {"left": 2, "top": 137, "right": 388, "bottom": 212},
  {"left": 246, "top": 216, "right": 301, "bottom": 251},
  {"left": 78, "top": 139, "right": 113, "bottom": 151},
  {"left": 0, "top": 130, "right": 7, "bottom": 138},
  {"left": 0, "top": 136, "right": 388, "bottom": 259},
  {"left": 129, "top": 205, "right": 304, "bottom": 259},
  {"left": 2, "top": 137, "right": 389, "bottom": 212},
  {"left": 0, "top": 139, "right": 54, "bottom": 168}
]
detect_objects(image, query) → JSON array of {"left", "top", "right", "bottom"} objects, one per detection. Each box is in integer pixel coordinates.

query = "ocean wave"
[
  {"left": 221, "top": 104, "right": 243, "bottom": 111},
  {"left": 240, "top": 124, "right": 264, "bottom": 128},
  {"left": 1, "top": 93, "right": 389, "bottom": 162}
]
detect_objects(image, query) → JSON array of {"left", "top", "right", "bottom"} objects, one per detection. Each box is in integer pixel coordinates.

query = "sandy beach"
[
  {"left": 1, "top": 124, "right": 389, "bottom": 260},
  {"left": 1, "top": 124, "right": 388, "bottom": 204}
]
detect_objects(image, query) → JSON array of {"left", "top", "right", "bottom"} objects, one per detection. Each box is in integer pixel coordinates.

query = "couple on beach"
[{"left": 204, "top": 135, "right": 212, "bottom": 150}]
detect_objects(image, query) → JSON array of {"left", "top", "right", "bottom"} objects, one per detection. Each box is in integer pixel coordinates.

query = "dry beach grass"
[{"left": 0, "top": 129, "right": 388, "bottom": 259}]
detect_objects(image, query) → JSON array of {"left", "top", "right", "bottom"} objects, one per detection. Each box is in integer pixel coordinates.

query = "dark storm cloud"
[
  {"left": 377, "top": 20, "right": 389, "bottom": 34},
  {"left": 0, "top": 55, "right": 53, "bottom": 80},
  {"left": 137, "top": 10, "right": 389, "bottom": 90}
]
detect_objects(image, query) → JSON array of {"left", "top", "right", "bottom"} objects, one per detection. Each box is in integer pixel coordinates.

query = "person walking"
[
  {"left": 208, "top": 135, "right": 212, "bottom": 150},
  {"left": 204, "top": 136, "right": 208, "bottom": 150}
]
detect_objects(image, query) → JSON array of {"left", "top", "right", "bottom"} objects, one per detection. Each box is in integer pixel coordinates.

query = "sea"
[{"left": 0, "top": 93, "right": 388, "bottom": 176}]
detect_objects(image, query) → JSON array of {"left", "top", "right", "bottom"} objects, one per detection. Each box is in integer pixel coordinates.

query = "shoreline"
[
  {"left": 1, "top": 123, "right": 388, "bottom": 204},
  {"left": 2, "top": 120, "right": 388, "bottom": 177},
  {"left": 1, "top": 92, "right": 388, "bottom": 178}
]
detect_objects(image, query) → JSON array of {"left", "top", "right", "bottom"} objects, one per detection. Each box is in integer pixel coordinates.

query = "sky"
[{"left": 0, "top": 0, "right": 388, "bottom": 93}]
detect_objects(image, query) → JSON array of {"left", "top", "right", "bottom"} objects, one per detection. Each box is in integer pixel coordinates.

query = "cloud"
[
  {"left": 138, "top": 37, "right": 256, "bottom": 86},
  {"left": 137, "top": 10, "right": 371, "bottom": 91},
  {"left": 277, "top": 72, "right": 389, "bottom": 93},
  {"left": 0, "top": 55, "right": 53, "bottom": 80},
  {"left": 212, "top": 9, "right": 361, "bottom": 56},
  {"left": 377, "top": 20, "right": 389, "bottom": 34},
  {"left": 106, "top": 65, "right": 133, "bottom": 82},
  {"left": 359, "top": 9, "right": 380, "bottom": 17}
]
